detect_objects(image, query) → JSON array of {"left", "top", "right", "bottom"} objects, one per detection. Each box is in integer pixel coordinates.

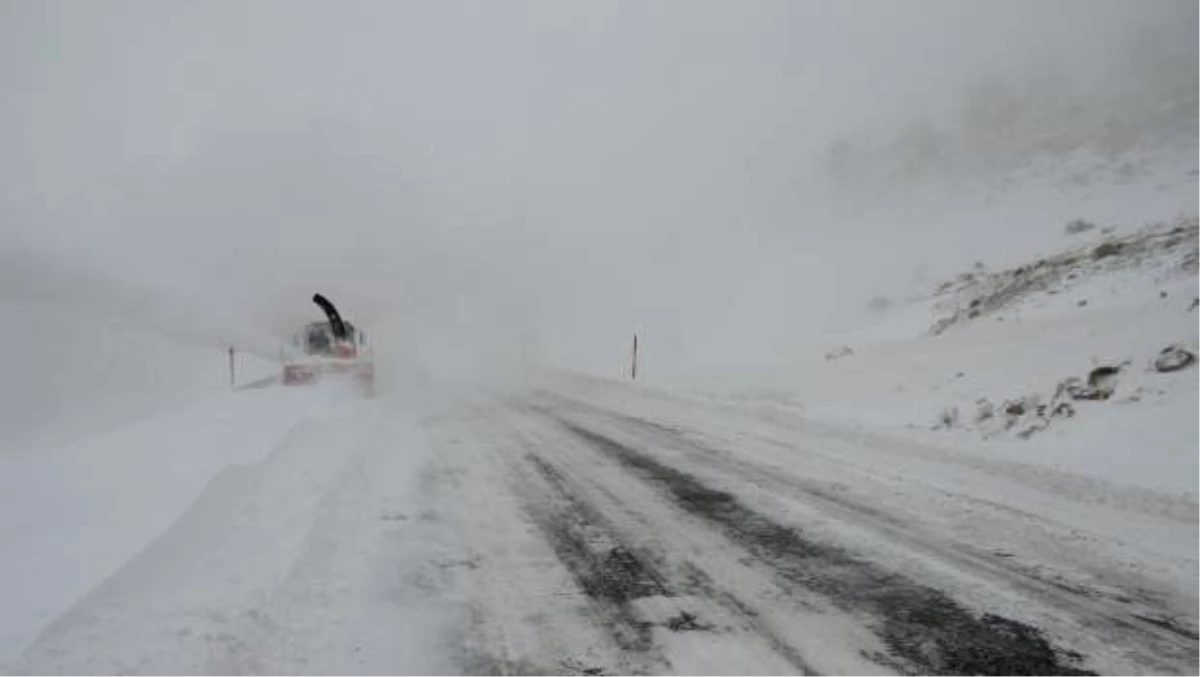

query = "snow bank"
[
  {"left": 0, "top": 250, "right": 290, "bottom": 662},
  {"left": 4, "top": 388, "right": 437, "bottom": 674},
  {"left": 0, "top": 386, "right": 341, "bottom": 663}
]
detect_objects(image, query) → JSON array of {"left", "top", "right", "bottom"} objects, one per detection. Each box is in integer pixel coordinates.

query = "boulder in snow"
[
  {"left": 1064, "top": 219, "right": 1096, "bottom": 235},
  {"left": 1088, "top": 365, "right": 1120, "bottom": 388},
  {"left": 1057, "top": 368, "right": 1118, "bottom": 401},
  {"left": 824, "top": 345, "right": 854, "bottom": 361},
  {"left": 935, "top": 406, "right": 960, "bottom": 430},
  {"left": 1153, "top": 345, "right": 1196, "bottom": 373},
  {"left": 1092, "top": 241, "right": 1124, "bottom": 260}
]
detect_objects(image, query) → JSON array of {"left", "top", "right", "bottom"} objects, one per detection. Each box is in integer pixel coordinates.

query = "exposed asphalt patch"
[
  {"left": 575, "top": 403, "right": 1197, "bottom": 666},
  {"left": 458, "top": 652, "right": 559, "bottom": 676},
  {"left": 664, "top": 611, "right": 712, "bottom": 632},
  {"left": 559, "top": 420, "right": 1095, "bottom": 676},
  {"left": 519, "top": 453, "right": 670, "bottom": 656},
  {"left": 520, "top": 449, "right": 816, "bottom": 675}
]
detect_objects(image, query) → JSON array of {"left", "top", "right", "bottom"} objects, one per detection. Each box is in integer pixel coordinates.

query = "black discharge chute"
[{"left": 312, "top": 293, "right": 348, "bottom": 339}]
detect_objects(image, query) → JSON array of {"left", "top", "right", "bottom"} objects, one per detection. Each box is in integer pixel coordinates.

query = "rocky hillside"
[
  {"left": 920, "top": 217, "right": 1198, "bottom": 441},
  {"left": 929, "top": 217, "right": 1199, "bottom": 335}
]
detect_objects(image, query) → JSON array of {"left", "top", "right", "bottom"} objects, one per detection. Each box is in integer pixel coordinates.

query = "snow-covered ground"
[
  {"left": 4, "top": 370, "right": 1194, "bottom": 674},
  {"left": 0, "top": 386, "right": 339, "bottom": 663},
  {"left": 0, "top": 214, "right": 1194, "bottom": 675},
  {"left": 653, "top": 218, "right": 1199, "bottom": 498},
  {"left": 1, "top": 213, "right": 1195, "bottom": 674},
  {"left": 2, "top": 1, "right": 1195, "bottom": 672},
  {"left": 524, "top": 373, "right": 1198, "bottom": 672},
  {"left": 0, "top": 151, "right": 1194, "bottom": 675},
  {"left": 0, "top": 261, "right": 279, "bottom": 457},
  {"left": 0, "top": 271, "right": 292, "bottom": 666},
  {"left": 0, "top": 363, "right": 474, "bottom": 667}
]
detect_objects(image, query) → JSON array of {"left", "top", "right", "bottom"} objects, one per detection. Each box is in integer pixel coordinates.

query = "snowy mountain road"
[
  {"left": 420, "top": 388, "right": 1195, "bottom": 675},
  {"left": 9, "top": 377, "right": 1197, "bottom": 675}
]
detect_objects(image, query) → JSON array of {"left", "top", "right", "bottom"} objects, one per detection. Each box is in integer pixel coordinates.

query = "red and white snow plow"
[{"left": 281, "top": 294, "right": 375, "bottom": 395}]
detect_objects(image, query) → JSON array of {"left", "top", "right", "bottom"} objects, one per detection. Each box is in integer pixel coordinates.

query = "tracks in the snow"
[
  {"left": 479, "top": 401, "right": 1082, "bottom": 675},
  {"left": 522, "top": 453, "right": 668, "bottom": 653},
  {"left": 430, "top": 392, "right": 1195, "bottom": 674},
  {"left": 506, "top": 441, "right": 825, "bottom": 672},
  {"left": 509, "top": 441, "right": 815, "bottom": 675},
  {"left": 554, "top": 420, "right": 1095, "bottom": 676},
  {"left": 545, "top": 391, "right": 1200, "bottom": 662}
]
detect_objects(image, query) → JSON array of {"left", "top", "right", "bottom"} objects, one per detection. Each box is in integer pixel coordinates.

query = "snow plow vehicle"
[{"left": 281, "top": 294, "right": 375, "bottom": 395}]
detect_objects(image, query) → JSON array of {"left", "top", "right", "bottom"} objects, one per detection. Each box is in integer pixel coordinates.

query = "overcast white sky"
[{"left": 1, "top": 0, "right": 1194, "bottom": 375}]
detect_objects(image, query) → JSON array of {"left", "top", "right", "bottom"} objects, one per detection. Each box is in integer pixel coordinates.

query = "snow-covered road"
[{"left": 5, "top": 374, "right": 1196, "bottom": 675}]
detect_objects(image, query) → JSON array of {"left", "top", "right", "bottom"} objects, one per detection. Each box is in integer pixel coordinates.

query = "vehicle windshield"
[{"left": 301, "top": 321, "right": 356, "bottom": 356}]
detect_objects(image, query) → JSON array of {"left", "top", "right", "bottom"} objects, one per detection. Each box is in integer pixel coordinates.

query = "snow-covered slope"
[
  {"left": 654, "top": 217, "right": 1199, "bottom": 497},
  {"left": 0, "top": 378, "right": 463, "bottom": 673},
  {"left": 0, "top": 387, "right": 340, "bottom": 663},
  {"left": 1, "top": 226, "right": 1194, "bottom": 671},
  {"left": 0, "top": 249, "right": 278, "bottom": 455},
  {"left": 7, "top": 373, "right": 1195, "bottom": 674}
]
